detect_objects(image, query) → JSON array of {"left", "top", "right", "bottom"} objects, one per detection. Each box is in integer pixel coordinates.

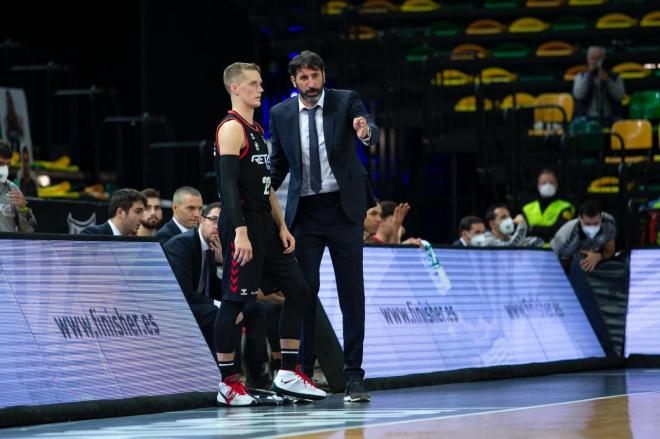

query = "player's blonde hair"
[{"left": 222, "top": 62, "right": 261, "bottom": 93}]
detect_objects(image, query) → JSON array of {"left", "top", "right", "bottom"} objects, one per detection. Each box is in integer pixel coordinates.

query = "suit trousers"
[{"left": 293, "top": 191, "right": 365, "bottom": 381}]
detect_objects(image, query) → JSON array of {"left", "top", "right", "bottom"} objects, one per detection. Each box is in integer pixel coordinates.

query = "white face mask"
[
  {"left": 0, "top": 165, "right": 8, "bottom": 184},
  {"left": 469, "top": 233, "right": 487, "bottom": 247},
  {"left": 582, "top": 224, "right": 601, "bottom": 239},
  {"left": 539, "top": 183, "right": 556, "bottom": 198},
  {"left": 499, "top": 217, "right": 515, "bottom": 235}
]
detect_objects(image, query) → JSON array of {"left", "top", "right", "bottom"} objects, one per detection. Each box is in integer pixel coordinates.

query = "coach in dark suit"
[
  {"left": 81, "top": 189, "right": 146, "bottom": 236},
  {"left": 269, "top": 51, "right": 378, "bottom": 402}
]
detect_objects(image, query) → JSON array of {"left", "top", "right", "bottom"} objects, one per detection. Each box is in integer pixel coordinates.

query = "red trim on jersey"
[
  {"left": 228, "top": 110, "right": 259, "bottom": 131},
  {"left": 215, "top": 114, "right": 249, "bottom": 160}
]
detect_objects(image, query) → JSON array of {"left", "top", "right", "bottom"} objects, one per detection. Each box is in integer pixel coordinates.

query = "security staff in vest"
[
  {"left": 572, "top": 46, "right": 625, "bottom": 126},
  {"left": 523, "top": 169, "right": 575, "bottom": 243}
]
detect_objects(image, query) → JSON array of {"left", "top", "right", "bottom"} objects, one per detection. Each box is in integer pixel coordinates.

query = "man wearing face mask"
[
  {"left": 522, "top": 169, "right": 575, "bottom": 244},
  {"left": 0, "top": 140, "right": 36, "bottom": 232},
  {"left": 452, "top": 215, "right": 486, "bottom": 247},
  {"left": 551, "top": 200, "right": 616, "bottom": 272},
  {"left": 482, "top": 204, "right": 544, "bottom": 248}
]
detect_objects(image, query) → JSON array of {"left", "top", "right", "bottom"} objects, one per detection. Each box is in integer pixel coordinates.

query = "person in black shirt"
[{"left": 213, "top": 62, "right": 326, "bottom": 406}]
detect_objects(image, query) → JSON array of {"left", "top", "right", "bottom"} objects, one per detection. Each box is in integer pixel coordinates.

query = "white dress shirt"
[
  {"left": 108, "top": 220, "right": 122, "bottom": 236},
  {"left": 173, "top": 216, "right": 191, "bottom": 233},
  {"left": 298, "top": 91, "right": 340, "bottom": 197}
]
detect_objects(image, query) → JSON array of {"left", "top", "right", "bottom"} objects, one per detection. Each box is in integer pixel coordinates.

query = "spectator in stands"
[
  {"left": 372, "top": 200, "right": 422, "bottom": 247},
  {"left": 483, "top": 204, "right": 544, "bottom": 248},
  {"left": 573, "top": 46, "right": 625, "bottom": 125},
  {"left": 81, "top": 189, "right": 146, "bottom": 236},
  {"left": 0, "top": 140, "right": 36, "bottom": 232},
  {"left": 452, "top": 215, "right": 486, "bottom": 247},
  {"left": 155, "top": 186, "right": 203, "bottom": 245},
  {"left": 522, "top": 169, "right": 575, "bottom": 244},
  {"left": 551, "top": 200, "right": 616, "bottom": 272},
  {"left": 138, "top": 188, "right": 163, "bottom": 237},
  {"left": 17, "top": 146, "right": 37, "bottom": 197},
  {"left": 363, "top": 203, "right": 382, "bottom": 243}
]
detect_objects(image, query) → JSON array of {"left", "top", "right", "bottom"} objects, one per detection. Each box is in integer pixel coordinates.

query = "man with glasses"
[{"left": 164, "top": 202, "right": 224, "bottom": 353}]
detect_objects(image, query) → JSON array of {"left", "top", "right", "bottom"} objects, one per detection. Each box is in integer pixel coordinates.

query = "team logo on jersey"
[{"left": 251, "top": 154, "right": 270, "bottom": 165}]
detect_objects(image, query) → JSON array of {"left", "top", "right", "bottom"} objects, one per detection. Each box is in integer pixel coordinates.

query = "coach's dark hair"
[
  {"left": 109, "top": 189, "right": 147, "bottom": 218},
  {"left": 485, "top": 204, "right": 508, "bottom": 223},
  {"left": 288, "top": 50, "right": 325, "bottom": 77},
  {"left": 202, "top": 201, "right": 221, "bottom": 217},
  {"left": 458, "top": 215, "right": 485, "bottom": 234},
  {"left": 0, "top": 140, "right": 11, "bottom": 159},
  {"left": 578, "top": 200, "right": 602, "bottom": 218}
]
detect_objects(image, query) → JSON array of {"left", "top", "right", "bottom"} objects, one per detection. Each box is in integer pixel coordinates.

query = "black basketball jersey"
[{"left": 214, "top": 110, "right": 271, "bottom": 212}]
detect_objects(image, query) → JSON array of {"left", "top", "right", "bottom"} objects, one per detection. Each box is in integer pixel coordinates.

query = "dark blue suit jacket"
[
  {"left": 163, "top": 228, "right": 219, "bottom": 326},
  {"left": 80, "top": 222, "right": 114, "bottom": 235},
  {"left": 156, "top": 218, "right": 182, "bottom": 246},
  {"left": 269, "top": 88, "right": 378, "bottom": 228}
]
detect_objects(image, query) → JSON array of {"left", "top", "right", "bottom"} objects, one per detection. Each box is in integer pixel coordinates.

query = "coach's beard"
[{"left": 299, "top": 86, "right": 322, "bottom": 105}]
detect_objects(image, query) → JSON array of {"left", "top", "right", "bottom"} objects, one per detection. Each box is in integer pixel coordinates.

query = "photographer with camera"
[{"left": 572, "top": 46, "right": 625, "bottom": 126}]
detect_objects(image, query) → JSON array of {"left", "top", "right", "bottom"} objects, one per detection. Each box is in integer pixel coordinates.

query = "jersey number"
[{"left": 262, "top": 176, "right": 271, "bottom": 195}]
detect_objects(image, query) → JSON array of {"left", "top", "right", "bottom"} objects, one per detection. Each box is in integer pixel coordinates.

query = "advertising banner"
[
  {"left": 0, "top": 237, "right": 219, "bottom": 409},
  {"left": 625, "top": 249, "right": 660, "bottom": 357},
  {"left": 318, "top": 246, "right": 605, "bottom": 379}
]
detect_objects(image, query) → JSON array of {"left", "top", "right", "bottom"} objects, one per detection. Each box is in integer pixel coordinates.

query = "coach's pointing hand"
[
  {"left": 234, "top": 227, "right": 253, "bottom": 266},
  {"left": 353, "top": 116, "right": 370, "bottom": 140}
]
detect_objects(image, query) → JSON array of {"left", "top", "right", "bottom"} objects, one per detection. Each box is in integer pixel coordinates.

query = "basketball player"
[{"left": 213, "top": 62, "right": 326, "bottom": 406}]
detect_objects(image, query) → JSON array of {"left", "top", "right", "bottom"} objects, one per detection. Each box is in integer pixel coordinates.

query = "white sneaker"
[
  {"left": 272, "top": 369, "right": 327, "bottom": 401},
  {"left": 217, "top": 380, "right": 257, "bottom": 407}
]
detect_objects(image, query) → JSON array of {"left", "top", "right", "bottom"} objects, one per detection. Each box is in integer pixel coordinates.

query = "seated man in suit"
[
  {"left": 452, "top": 215, "right": 486, "bottom": 247},
  {"left": 163, "top": 202, "right": 223, "bottom": 353},
  {"left": 163, "top": 202, "right": 274, "bottom": 390},
  {"left": 156, "top": 186, "right": 203, "bottom": 245},
  {"left": 81, "top": 188, "right": 146, "bottom": 236}
]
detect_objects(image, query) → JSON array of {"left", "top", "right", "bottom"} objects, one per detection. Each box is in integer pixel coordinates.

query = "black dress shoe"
[{"left": 344, "top": 379, "right": 370, "bottom": 402}]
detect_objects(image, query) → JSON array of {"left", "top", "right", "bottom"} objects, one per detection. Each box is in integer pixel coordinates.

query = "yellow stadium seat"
[
  {"left": 401, "top": 0, "right": 441, "bottom": 12},
  {"left": 455, "top": 96, "right": 494, "bottom": 112},
  {"left": 606, "top": 119, "right": 653, "bottom": 163},
  {"left": 563, "top": 64, "right": 589, "bottom": 81},
  {"left": 359, "top": 0, "right": 399, "bottom": 13},
  {"left": 466, "top": 19, "right": 506, "bottom": 35},
  {"left": 535, "top": 93, "right": 574, "bottom": 122},
  {"left": 322, "top": 1, "right": 348, "bottom": 14},
  {"left": 480, "top": 67, "right": 517, "bottom": 83},
  {"left": 509, "top": 17, "right": 550, "bottom": 33},
  {"left": 536, "top": 41, "right": 577, "bottom": 56},
  {"left": 530, "top": 93, "right": 574, "bottom": 135},
  {"left": 451, "top": 44, "right": 489, "bottom": 60},
  {"left": 345, "top": 25, "right": 378, "bottom": 40},
  {"left": 641, "top": 11, "right": 660, "bottom": 27},
  {"left": 613, "top": 62, "right": 651, "bottom": 79},
  {"left": 569, "top": 0, "right": 606, "bottom": 5},
  {"left": 596, "top": 13, "right": 637, "bottom": 29},
  {"left": 527, "top": 0, "right": 565, "bottom": 6},
  {"left": 588, "top": 176, "right": 619, "bottom": 194},
  {"left": 500, "top": 93, "right": 536, "bottom": 109},
  {"left": 434, "top": 69, "right": 474, "bottom": 86}
]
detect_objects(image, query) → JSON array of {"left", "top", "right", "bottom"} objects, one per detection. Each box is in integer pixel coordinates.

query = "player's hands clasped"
[
  {"left": 234, "top": 227, "right": 253, "bottom": 266},
  {"left": 279, "top": 227, "right": 296, "bottom": 254}
]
